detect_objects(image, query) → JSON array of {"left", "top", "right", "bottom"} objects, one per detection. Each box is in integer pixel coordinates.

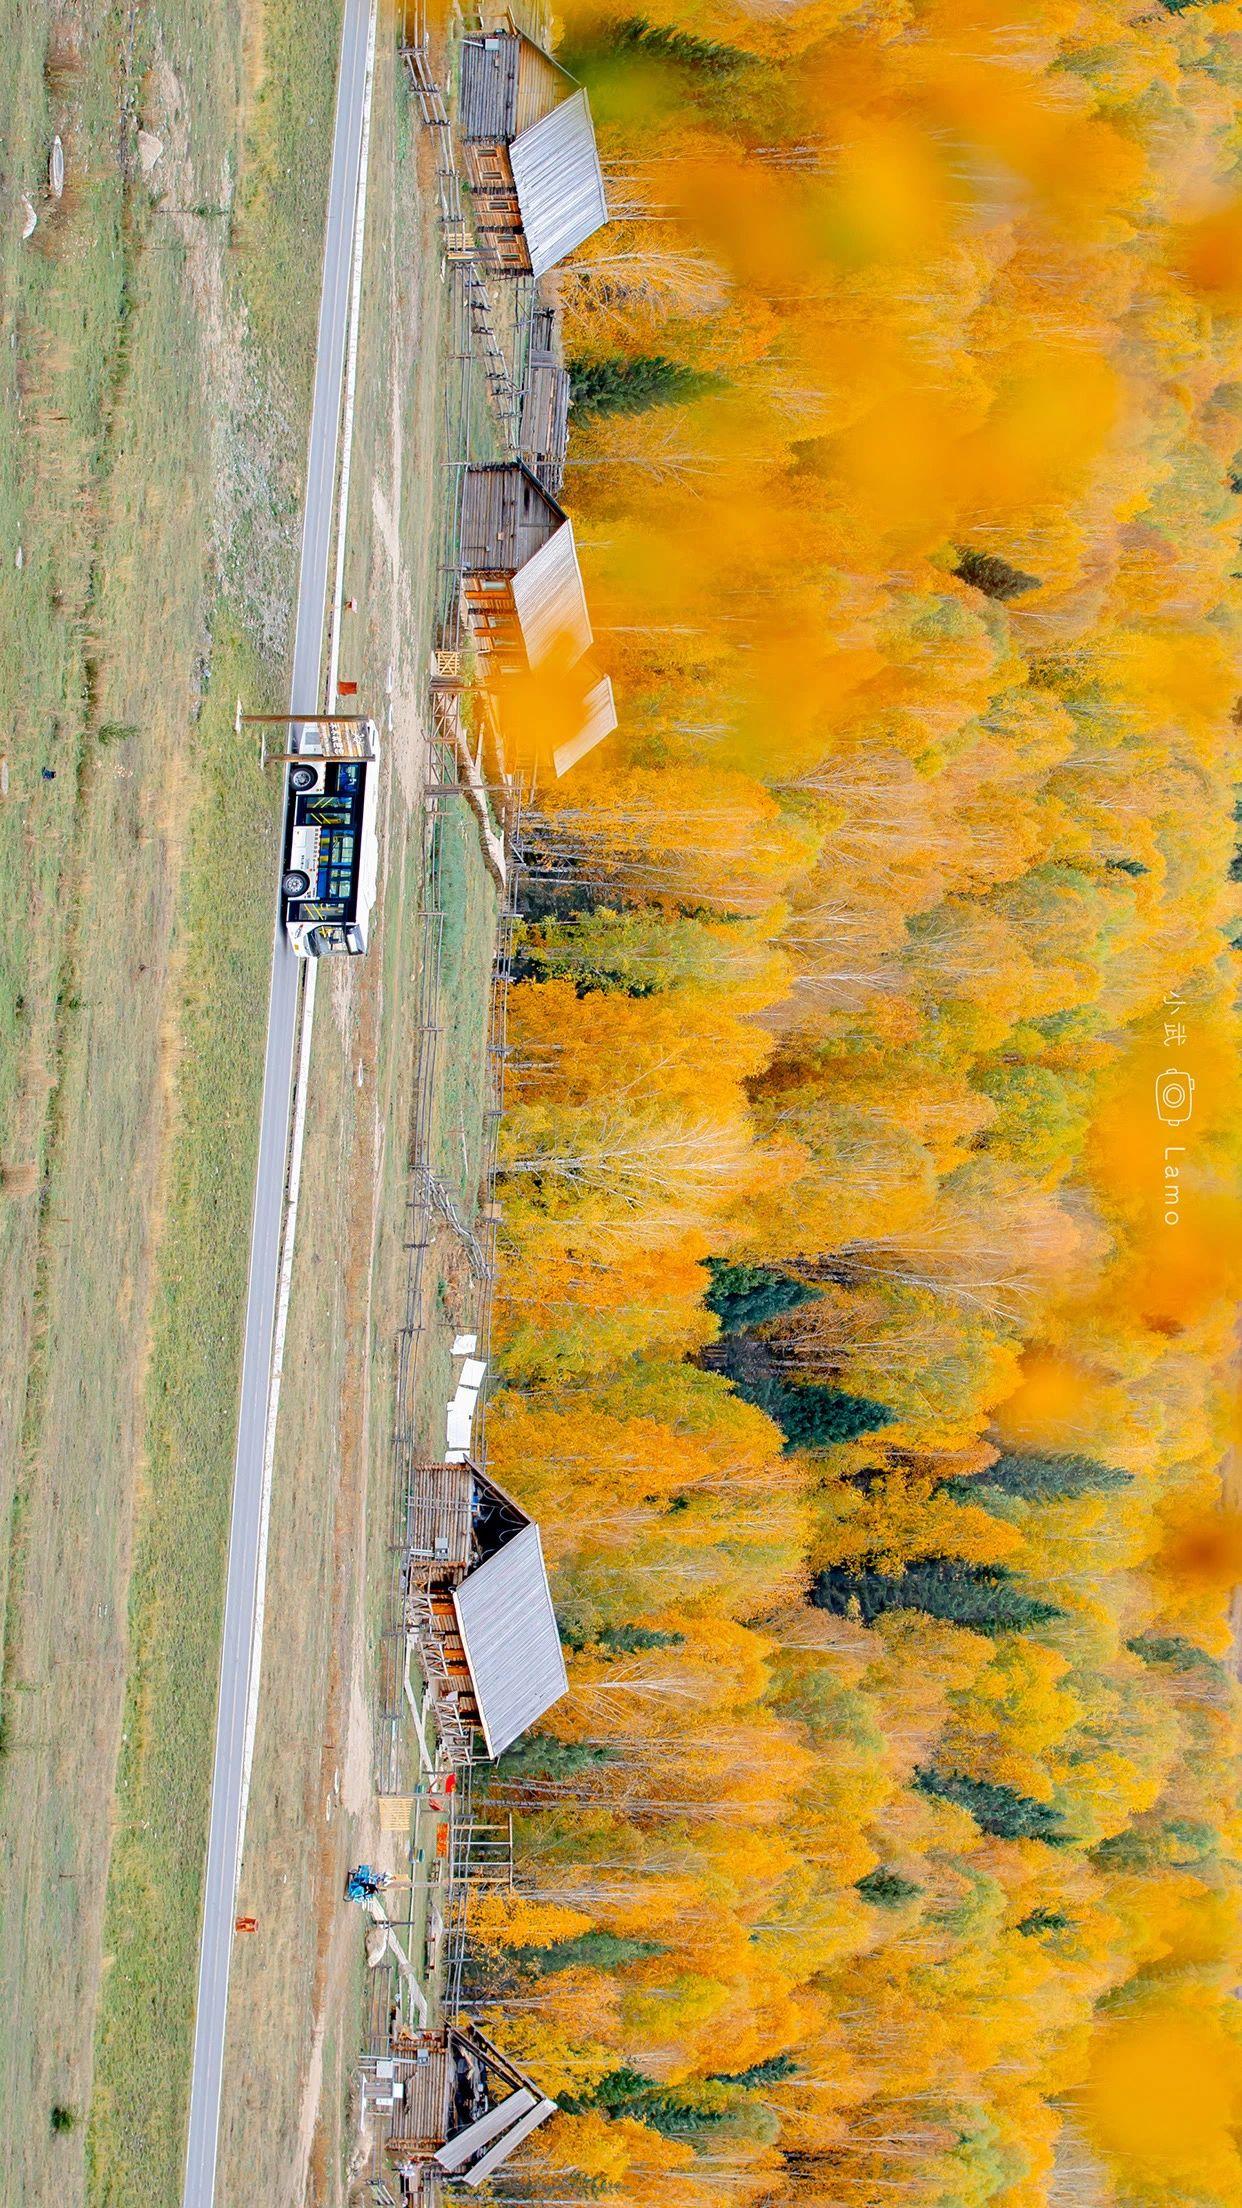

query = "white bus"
[{"left": 280, "top": 720, "right": 381, "bottom": 959}]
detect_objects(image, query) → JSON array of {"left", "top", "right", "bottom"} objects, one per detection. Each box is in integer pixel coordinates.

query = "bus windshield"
[{"left": 281, "top": 733, "right": 381, "bottom": 958}]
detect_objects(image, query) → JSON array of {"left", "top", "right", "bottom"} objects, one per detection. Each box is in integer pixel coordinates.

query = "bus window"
[
  {"left": 328, "top": 868, "right": 354, "bottom": 901},
  {"left": 304, "top": 794, "right": 354, "bottom": 828},
  {"left": 306, "top": 923, "right": 348, "bottom": 957}
]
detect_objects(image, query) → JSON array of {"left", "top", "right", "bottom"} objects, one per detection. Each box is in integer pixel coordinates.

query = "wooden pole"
[{"left": 236, "top": 710, "right": 371, "bottom": 727}]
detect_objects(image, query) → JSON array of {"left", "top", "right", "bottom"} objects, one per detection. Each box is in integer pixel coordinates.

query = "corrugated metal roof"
[
  {"left": 509, "top": 89, "right": 608, "bottom": 279},
  {"left": 511, "top": 517, "right": 593, "bottom": 670},
  {"left": 452, "top": 1524, "right": 568, "bottom": 1757},
  {"left": 553, "top": 674, "right": 618, "bottom": 778},
  {"left": 460, "top": 2098, "right": 559, "bottom": 2185},
  {"left": 436, "top": 2090, "right": 537, "bottom": 2172}
]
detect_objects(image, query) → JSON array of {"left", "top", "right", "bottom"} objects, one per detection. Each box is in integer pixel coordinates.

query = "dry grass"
[
  {"left": 214, "top": 54, "right": 481, "bottom": 2200},
  {"left": 84, "top": 631, "right": 278, "bottom": 2208},
  {"left": 2, "top": 7, "right": 493, "bottom": 2202},
  {"left": 42, "top": 23, "right": 84, "bottom": 103},
  {"left": 0, "top": 1161, "right": 41, "bottom": 1198},
  {"left": 0, "top": 1, "right": 352, "bottom": 2203}
]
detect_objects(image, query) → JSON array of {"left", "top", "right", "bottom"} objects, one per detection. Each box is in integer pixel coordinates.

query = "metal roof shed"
[
  {"left": 458, "top": 464, "right": 617, "bottom": 773},
  {"left": 399, "top": 1464, "right": 568, "bottom": 1764},
  {"left": 509, "top": 90, "right": 608, "bottom": 279},
  {"left": 460, "top": 30, "right": 574, "bottom": 141},
  {"left": 364, "top": 2025, "right": 558, "bottom": 2190},
  {"left": 459, "top": 460, "right": 566, "bottom": 582},
  {"left": 436, "top": 2088, "right": 560, "bottom": 2185},
  {"left": 553, "top": 674, "right": 618, "bottom": 778},
  {"left": 519, "top": 304, "right": 572, "bottom": 495},
  {"left": 452, "top": 1523, "right": 568, "bottom": 1756},
  {"left": 459, "top": 31, "right": 608, "bottom": 278},
  {"left": 510, "top": 516, "right": 593, "bottom": 669},
  {"left": 460, "top": 464, "right": 597, "bottom": 684}
]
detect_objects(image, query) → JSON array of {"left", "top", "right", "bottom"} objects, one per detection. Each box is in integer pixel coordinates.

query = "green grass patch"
[
  {"left": 0, "top": 0, "right": 351, "bottom": 2196},
  {"left": 429, "top": 806, "right": 499, "bottom": 1216},
  {"left": 83, "top": 0, "right": 346, "bottom": 2186},
  {"left": 86, "top": 626, "right": 278, "bottom": 2206},
  {"left": 238, "top": 0, "right": 345, "bottom": 379},
  {"left": 0, "top": 14, "right": 131, "bottom": 1368}
]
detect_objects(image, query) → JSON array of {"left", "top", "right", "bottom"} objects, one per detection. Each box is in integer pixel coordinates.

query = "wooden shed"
[
  {"left": 459, "top": 462, "right": 590, "bottom": 673},
  {"left": 401, "top": 1461, "right": 568, "bottom": 1760},
  {"left": 519, "top": 303, "right": 571, "bottom": 496},
  {"left": 459, "top": 463, "right": 618, "bottom": 774},
  {"left": 363, "top": 2024, "right": 557, "bottom": 2198},
  {"left": 459, "top": 29, "right": 607, "bottom": 277}
]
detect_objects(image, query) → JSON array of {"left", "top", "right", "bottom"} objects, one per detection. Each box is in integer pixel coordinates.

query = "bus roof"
[{"left": 355, "top": 744, "right": 381, "bottom": 935}]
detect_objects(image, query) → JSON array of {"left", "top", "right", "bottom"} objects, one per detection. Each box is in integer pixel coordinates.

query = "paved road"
[{"left": 181, "top": 5, "right": 374, "bottom": 2202}]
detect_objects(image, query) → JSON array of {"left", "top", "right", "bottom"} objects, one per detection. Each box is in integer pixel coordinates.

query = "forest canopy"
[{"left": 482, "top": 1, "right": 1242, "bottom": 2203}]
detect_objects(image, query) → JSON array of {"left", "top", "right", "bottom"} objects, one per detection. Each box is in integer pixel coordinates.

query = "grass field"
[
  {"left": 430, "top": 802, "right": 501, "bottom": 1208},
  {"left": 0, "top": 0, "right": 346, "bottom": 2201},
  {"left": 1, "top": 4, "right": 509, "bottom": 2197},
  {"left": 211, "top": 48, "right": 484, "bottom": 2206},
  {"left": 84, "top": 630, "right": 279, "bottom": 2205},
  {"left": 0, "top": 3, "right": 170, "bottom": 1712},
  {"left": 0, "top": 9, "right": 263, "bottom": 2198},
  {"left": 417, "top": 799, "right": 504, "bottom": 1447},
  {"left": 83, "top": 0, "right": 351, "bottom": 2190},
  {"left": 212, "top": 47, "right": 510, "bottom": 2194}
]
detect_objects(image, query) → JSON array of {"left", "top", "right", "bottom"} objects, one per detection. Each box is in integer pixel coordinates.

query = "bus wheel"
[
  {"left": 282, "top": 869, "right": 311, "bottom": 898},
  {"left": 289, "top": 764, "right": 317, "bottom": 791}
]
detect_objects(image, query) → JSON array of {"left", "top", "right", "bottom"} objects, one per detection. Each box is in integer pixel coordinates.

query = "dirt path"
[{"left": 213, "top": 57, "right": 448, "bottom": 2199}]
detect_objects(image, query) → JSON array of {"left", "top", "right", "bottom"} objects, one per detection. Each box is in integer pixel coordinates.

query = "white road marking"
[{"left": 181, "top": 4, "right": 378, "bottom": 2202}]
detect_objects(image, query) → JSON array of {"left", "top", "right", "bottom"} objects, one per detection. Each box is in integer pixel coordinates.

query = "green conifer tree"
[
  {"left": 565, "top": 2068, "right": 735, "bottom": 2133},
  {"left": 856, "top": 1868, "right": 922, "bottom": 1907},
  {"left": 495, "top": 1734, "right": 616, "bottom": 1783},
  {"left": 708, "top": 2054, "right": 799, "bottom": 2088},
  {"left": 812, "top": 1558, "right": 1061, "bottom": 1634},
  {"left": 1093, "top": 1816, "right": 1218, "bottom": 1872},
  {"left": 569, "top": 355, "right": 719, "bottom": 418},
  {"left": 765, "top": 1377, "right": 894, "bottom": 1448},
  {"left": 953, "top": 549, "right": 1042, "bottom": 600},
  {"left": 704, "top": 1258, "right": 820, "bottom": 1335},
  {"left": 610, "top": 16, "right": 751, "bottom": 70},
  {"left": 564, "top": 15, "right": 751, "bottom": 74},
  {"left": 1127, "top": 1632, "right": 1224, "bottom": 1677},
  {"left": 598, "top": 1624, "right": 685, "bottom": 1653},
  {"left": 1017, "top": 1908, "right": 1072, "bottom": 1936},
  {"left": 968, "top": 1452, "right": 1132, "bottom": 1502},
  {"left": 713, "top": 1333, "right": 892, "bottom": 1449},
  {"left": 914, "top": 1767, "right": 1070, "bottom": 1844},
  {"left": 514, "top": 1931, "right": 665, "bottom": 1976}
]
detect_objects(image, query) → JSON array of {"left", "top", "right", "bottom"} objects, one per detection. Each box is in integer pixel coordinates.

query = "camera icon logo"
[{"left": 1156, "top": 1069, "right": 1194, "bottom": 1126}]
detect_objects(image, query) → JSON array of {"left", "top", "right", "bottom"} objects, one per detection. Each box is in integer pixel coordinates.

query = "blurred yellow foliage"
[
  {"left": 478, "top": 0, "right": 1242, "bottom": 2201},
  {"left": 1086, "top": 2000, "right": 1242, "bottom": 2199}
]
